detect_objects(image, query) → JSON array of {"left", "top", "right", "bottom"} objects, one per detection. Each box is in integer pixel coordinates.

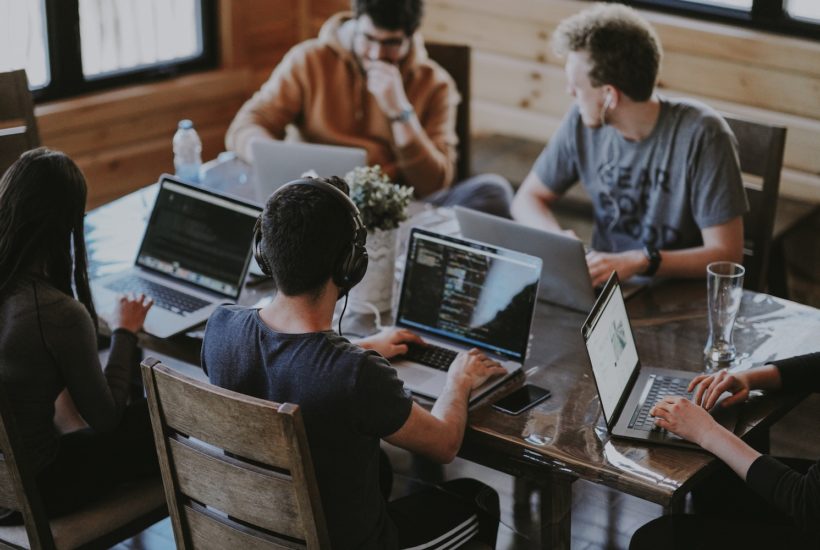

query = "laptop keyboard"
[
  {"left": 402, "top": 343, "right": 458, "bottom": 371},
  {"left": 105, "top": 275, "right": 210, "bottom": 315},
  {"left": 628, "top": 375, "right": 693, "bottom": 431}
]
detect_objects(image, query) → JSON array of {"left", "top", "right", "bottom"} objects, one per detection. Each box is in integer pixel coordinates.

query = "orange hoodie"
[{"left": 225, "top": 12, "right": 459, "bottom": 196}]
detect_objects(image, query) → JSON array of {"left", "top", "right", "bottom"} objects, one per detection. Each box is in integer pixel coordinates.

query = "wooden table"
[{"left": 86, "top": 184, "right": 820, "bottom": 549}]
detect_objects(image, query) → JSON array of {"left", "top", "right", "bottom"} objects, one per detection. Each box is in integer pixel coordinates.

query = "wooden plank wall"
[
  {"left": 35, "top": 0, "right": 309, "bottom": 208},
  {"left": 419, "top": 0, "right": 820, "bottom": 203}
]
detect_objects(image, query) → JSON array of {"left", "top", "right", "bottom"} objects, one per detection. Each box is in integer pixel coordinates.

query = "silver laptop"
[
  {"left": 390, "top": 228, "right": 542, "bottom": 404},
  {"left": 92, "top": 175, "right": 260, "bottom": 338},
  {"left": 582, "top": 272, "right": 736, "bottom": 447},
  {"left": 454, "top": 206, "right": 595, "bottom": 312},
  {"left": 248, "top": 139, "right": 367, "bottom": 205}
]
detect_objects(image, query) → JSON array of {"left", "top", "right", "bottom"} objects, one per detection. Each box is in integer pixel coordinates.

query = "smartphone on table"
[{"left": 492, "top": 384, "right": 551, "bottom": 415}]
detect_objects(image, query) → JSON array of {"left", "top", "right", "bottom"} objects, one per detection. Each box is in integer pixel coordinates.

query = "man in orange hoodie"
[{"left": 226, "top": 0, "right": 513, "bottom": 217}]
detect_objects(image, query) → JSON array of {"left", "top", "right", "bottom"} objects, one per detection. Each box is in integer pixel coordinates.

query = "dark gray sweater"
[{"left": 0, "top": 278, "right": 138, "bottom": 473}]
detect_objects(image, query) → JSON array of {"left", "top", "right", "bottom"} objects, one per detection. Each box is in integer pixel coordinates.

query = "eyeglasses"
[{"left": 356, "top": 28, "right": 408, "bottom": 53}]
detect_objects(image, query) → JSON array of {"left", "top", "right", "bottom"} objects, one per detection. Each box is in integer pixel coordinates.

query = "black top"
[
  {"left": 201, "top": 306, "right": 414, "bottom": 549},
  {"left": 745, "top": 352, "right": 820, "bottom": 530},
  {"left": 0, "top": 278, "right": 137, "bottom": 473}
]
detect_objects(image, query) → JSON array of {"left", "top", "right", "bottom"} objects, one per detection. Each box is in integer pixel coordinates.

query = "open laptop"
[
  {"left": 390, "top": 228, "right": 542, "bottom": 404},
  {"left": 582, "top": 272, "right": 736, "bottom": 447},
  {"left": 92, "top": 175, "right": 260, "bottom": 338},
  {"left": 248, "top": 139, "right": 367, "bottom": 205},
  {"left": 455, "top": 206, "right": 595, "bottom": 312}
]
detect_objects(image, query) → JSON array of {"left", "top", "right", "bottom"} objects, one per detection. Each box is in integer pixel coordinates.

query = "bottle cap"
[{"left": 178, "top": 119, "right": 194, "bottom": 130}]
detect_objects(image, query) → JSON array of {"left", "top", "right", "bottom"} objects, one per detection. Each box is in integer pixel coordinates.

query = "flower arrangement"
[{"left": 344, "top": 165, "right": 413, "bottom": 232}]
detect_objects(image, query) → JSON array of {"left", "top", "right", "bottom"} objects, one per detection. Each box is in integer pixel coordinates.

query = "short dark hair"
[
  {"left": 260, "top": 176, "right": 355, "bottom": 299},
  {"left": 352, "top": 0, "right": 424, "bottom": 35},
  {"left": 0, "top": 147, "right": 97, "bottom": 327},
  {"left": 553, "top": 4, "right": 662, "bottom": 102}
]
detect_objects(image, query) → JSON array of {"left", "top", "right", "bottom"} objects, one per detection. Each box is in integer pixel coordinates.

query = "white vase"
[{"left": 348, "top": 227, "right": 398, "bottom": 313}]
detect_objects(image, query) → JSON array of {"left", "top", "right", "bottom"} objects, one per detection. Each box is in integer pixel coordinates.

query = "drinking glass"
[{"left": 704, "top": 261, "right": 745, "bottom": 368}]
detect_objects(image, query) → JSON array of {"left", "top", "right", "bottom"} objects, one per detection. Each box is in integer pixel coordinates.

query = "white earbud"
[{"left": 600, "top": 92, "right": 614, "bottom": 127}]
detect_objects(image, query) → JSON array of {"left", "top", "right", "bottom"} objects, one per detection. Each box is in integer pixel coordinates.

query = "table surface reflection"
[{"left": 86, "top": 182, "right": 820, "bottom": 510}]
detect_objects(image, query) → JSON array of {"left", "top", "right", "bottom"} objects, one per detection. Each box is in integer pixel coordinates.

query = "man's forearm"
[
  {"left": 511, "top": 194, "right": 564, "bottom": 233},
  {"left": 429, "top": 378, "right": 472, "bottom": 461},
  {"left": 655, "top": 244, "right": 743, "bottom": 279},
  {"left": 392, "top": 117, "right": 454, "bottom": 197}
]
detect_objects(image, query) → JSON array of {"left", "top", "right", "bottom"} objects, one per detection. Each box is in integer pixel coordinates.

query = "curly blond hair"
[{"left": 553, "top": 4, "right": 662, "bottom": 101}]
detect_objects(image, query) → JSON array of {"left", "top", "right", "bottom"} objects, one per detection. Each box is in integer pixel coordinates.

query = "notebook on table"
[
  {"left": 582, "top": 272, "right": 737, "bottom": 448},
  {"left": 389, "top": 228, "right": 542, "bottom": 404},
  {"left": 91, "top": 175, "right": 260, "bottom": 338}
]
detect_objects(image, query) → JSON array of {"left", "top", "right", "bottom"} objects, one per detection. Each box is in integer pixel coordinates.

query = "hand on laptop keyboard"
[
  {"left": 649, "top": 396, "right": 717, "bottom": 446},
  {"left": 448, "top": 349, "right": 507, "bottom": 391},
  {"left": 355, "top": 328, "right": 426, "bottom": 359},
  {"left": 109, "top": 293, "right": 154, "bottom": 333}
]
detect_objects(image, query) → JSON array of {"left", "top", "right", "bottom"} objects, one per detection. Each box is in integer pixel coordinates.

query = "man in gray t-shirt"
[{"left": 512, "top": 5, "right": 748, "bottom": 287}]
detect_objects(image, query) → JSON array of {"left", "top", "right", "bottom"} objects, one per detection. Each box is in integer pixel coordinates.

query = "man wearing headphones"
[
  {"left": 201, "top": 176, "right": 502, "bottom": 549},
  {"left": 511, "top": 4, "right": 748, "bottom": 287}
]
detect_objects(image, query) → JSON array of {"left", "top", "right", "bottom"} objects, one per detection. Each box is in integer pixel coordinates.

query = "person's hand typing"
[
  {"left": 650, "top": 396, "right": 720, "bottom": 446},
  {"left": 110, "top": 293, "right": 153, "bottom": 334},
  {"left": 689, "top": 369, "right": 751, "bottom": 410},
  {"left": 586, "top": 249, "right": 648, "bottom": 287},
  {"left": 447, "top": 348, "right": 507, "bottom": 391},
  {"left": 355, "top": 328, "right": 425, "bottom": 359}
]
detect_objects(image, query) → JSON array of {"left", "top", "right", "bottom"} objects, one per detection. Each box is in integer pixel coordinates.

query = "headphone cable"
[{"left": 338, "top": 292, "right": 349, "bottom": 337}]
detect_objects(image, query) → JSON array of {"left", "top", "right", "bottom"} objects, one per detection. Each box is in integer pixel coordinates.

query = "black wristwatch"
[{"left": 642, "top": 245, "right": 662, "bottom": 277}]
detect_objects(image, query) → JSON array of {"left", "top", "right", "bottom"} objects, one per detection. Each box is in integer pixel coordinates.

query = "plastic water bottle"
[{"left": 173, "top": 119, "right": 202, "bottom": 183}]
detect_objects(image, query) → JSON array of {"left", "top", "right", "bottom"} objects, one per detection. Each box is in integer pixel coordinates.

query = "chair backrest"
[
  {"left": 724, "top": 116, "right": 787, "bottom": 292},
  {"left": 141, "top": 358, "right": 330, "bottom": 550},
  {"left": 0, "top": 385, "right": 61, "bottom": 550},
  {"left": 0, "top": 69, "right": 40, "bottom": 176},
  {"left": 426, "top": 42, "right": 471, "bottom": 183}
]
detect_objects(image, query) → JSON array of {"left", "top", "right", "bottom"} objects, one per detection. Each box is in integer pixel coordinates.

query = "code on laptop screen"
[
  {"left": 136, "top": 181, "right": 260, "bottom": 298},
  {"left": 396, "top": 230, "right": 541, "bottom": 361}
]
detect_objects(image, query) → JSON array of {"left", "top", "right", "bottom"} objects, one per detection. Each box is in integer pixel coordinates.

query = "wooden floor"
[{"left": 113, "top": 134, "right": 820, "bottom": 549}]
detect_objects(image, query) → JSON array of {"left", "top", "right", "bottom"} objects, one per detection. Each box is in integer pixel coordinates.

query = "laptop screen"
[
  {"left": 135, "top": 179, "right": 260, "bottom": 299},
  {"left": 582, "top": 274, "right": 640, "bottom": 425},
  {"left": 396, "top": 229, "right": 541, "bottom": 361}
]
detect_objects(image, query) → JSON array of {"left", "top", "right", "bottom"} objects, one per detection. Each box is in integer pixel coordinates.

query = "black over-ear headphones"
[{"left": 253, "top": 177, "right": 369, "bottom": 296}]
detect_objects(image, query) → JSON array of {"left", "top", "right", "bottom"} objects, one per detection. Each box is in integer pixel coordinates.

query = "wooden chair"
[
  {"left": 0, "top": 70, "right": 40, "bottom": 176},
  {"left": 0, "top": 385, "right": 166, "bottom": 550},
  {"left": 426, "top": 43, "right": 471, "bottom": 183},
  {"left": 724, "top": 115, "right": 787, "bottom": 292},
  {"left": 141, "top": 358, "right": 330, "bottom": 549}
]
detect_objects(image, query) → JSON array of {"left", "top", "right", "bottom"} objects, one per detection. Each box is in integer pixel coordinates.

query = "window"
[
  {"left": 0, "top": 0, "right": 50, "bottom": 89},
  {"left": 623, "top": 0, "right": 820, "bottom": 39},
  {"left": 786, "top": 0, "right": 820, "bottom": 23},
  {"left": 0, "top": 0, "right": 217, "bottom": 102}
]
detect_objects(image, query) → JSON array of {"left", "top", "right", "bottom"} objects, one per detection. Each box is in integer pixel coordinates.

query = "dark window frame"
[
  {"left": 615, "top": 0, "right": 820, "bottom": 41},
  {"left": 34, "top": 0, "right": 219, "bottom": 103}
]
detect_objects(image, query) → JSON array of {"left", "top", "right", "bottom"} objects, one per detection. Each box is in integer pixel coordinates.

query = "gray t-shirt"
[{"left": 534, "top": 96, "right": 748, "bottom": 252}]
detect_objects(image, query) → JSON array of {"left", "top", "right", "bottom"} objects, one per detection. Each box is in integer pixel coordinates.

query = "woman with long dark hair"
[{"left": 0, "top": 148, "right": 158, "bottom": 519}]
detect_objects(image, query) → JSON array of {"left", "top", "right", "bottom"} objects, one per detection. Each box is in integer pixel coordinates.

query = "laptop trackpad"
[{"left": 396, "top": 366, "right": 438, "bottom": 387}]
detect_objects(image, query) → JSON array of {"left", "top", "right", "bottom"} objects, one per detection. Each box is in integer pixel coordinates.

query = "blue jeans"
[{"left": 424, "top": 173, "right": 513, "bottom": 219}]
